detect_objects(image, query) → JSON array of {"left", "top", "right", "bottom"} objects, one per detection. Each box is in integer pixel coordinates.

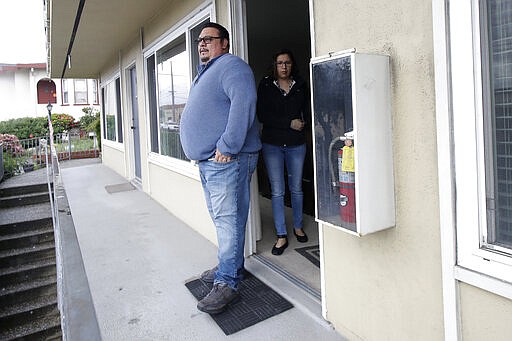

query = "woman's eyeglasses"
[{"left": 275, "top": 61, "right": 292, "bottom": 67}]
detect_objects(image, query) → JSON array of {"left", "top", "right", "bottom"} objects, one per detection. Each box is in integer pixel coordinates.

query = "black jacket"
[{"left": 256, "top": 75, "right": 309, "bottom": 146}]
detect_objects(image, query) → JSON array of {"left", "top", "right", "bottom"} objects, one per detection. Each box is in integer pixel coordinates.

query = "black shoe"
[
  {"left": 197, "top": 282, "right": 240, "bottom": 314},
  {"left": 200, "top": 265, "right": 218, "bottom": 283},
  {"left": 293, "top": 229, "right": 308, "bottom": 243},
  {"left": 271, "top": 238, "right": 288, "bottom": 255}
]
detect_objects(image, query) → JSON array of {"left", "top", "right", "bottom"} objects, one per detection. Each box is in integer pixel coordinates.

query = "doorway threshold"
[{"left": 245, "top": 255, "right": 331, "bottom": 329}]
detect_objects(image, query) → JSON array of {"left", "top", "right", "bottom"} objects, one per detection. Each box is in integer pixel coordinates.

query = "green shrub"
[
  {"left": 94, "top": 118, "right": 101, "bottom": 151},
  {"left": 50, "top": 113, "right": 77, "bottom": 134},
  {"left": 0, "top": 117, "right": 48, "bottom": 139},
  {"left": 79, "top": 107, "right": 100, "bottom": 132}
]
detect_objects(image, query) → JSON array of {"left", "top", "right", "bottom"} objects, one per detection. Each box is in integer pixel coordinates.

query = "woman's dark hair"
[
  {"left": 201, "top": 22, "right": 230, "bottom": 50},
  {"left": 272, "top": 49, "right": 299, "bottom": 79}
]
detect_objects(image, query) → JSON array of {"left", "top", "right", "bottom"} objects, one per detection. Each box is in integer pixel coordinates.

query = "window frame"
[
  {"left": 92, "top": 79, "right": 99, "bottom": 104},
  {"left": 101, "top": 74, "right": 124, "bottom": 145},
  {"left": 143, "top": 3, "right": 214, "bottom": 180},
  {"left": 61, "top": 79, "right": 69, "bottom": 105},
  {"left": 74, "top": 79, "right": 89, "bottom": 105},
  {"left": 447, "top": 0, "right": 512, "bottom": 296}
]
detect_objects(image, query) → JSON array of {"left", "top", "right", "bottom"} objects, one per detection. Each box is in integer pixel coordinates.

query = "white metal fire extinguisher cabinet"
[{"left": 310, "top": 50, "right": 395, "bottom": 235}]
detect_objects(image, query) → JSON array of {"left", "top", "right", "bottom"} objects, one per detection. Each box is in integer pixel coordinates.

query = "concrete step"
[
  {"left": 0, "top": 300, "right": 59, "bottom": 334},
  {"left": 0, "top": 243, "right": 56, "bottom": 271},
  {"left": 0, "top": 276, "right": 57, "bottom": 308},
  {"left": 0, "top": 227, "right": 54, "bottom": 251},
  {"left": 0, "top": 203, "right": 53, "bottom": 226},
  {"left": 0, "top": 182, "right": 51, "bottom": 198},
  {"left": 0, "top": 217, "right": 53, "bottom": 236},
  {"left": 0, "top": 293, "right": 57, "bottom": 319},
  {"left": 0, "top": 191, "right": 50, "bottom": 208},
  {"left": 0, "top": 273, "right": 57, "bottom": 297},
  {"left": 0, "top": 259, "right": 56, "bottom": 286},
  {"left": 0, "top": 311, "right": 61, "bottom": 341}
]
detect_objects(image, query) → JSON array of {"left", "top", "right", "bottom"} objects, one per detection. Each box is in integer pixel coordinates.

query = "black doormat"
[
  {"left": 295, "top": 245, "right": 320, "bottom": 268},
  {"left": 185, "top": 271, "right": 293, "bottom": 335}
]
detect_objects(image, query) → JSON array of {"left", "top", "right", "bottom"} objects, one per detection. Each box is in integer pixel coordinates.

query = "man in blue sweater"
[{"left": 180, "top": 22, "right": 261, "bottom": 314}]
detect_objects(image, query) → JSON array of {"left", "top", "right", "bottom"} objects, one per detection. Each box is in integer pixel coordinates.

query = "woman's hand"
[{"left": 290, "top": 118, "right": 305, "bottom": 131}]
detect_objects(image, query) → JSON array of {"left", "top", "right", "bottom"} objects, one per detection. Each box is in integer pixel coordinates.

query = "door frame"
[
  {"left": 228, "top": 0, "right": 327, "bottom": 318},
  {"left": 125, "top": 62, "right": 142, "bottom": 184},
  {"left": 228, "top": 0, "right": 261, "bottom": 256}
]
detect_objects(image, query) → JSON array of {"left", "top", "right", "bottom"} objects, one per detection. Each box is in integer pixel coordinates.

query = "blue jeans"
[
  {"left": 262, "top": 143, "right": 306, "bottom": 236},
  {"left": 198, "top": 152, "right": 258, "bottom": 290}
]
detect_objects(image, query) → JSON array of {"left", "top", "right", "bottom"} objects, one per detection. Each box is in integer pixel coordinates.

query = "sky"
[{"left": 0, "top": 0, "right": 47, "bottom": 64}]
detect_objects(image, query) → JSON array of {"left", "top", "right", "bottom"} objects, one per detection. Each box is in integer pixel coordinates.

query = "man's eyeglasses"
[
  {"left": 195, "top": 36, "right": 222, "bottom": 44},
  {"left": 275, "top": 61, "right": 292, "bottom": 67}
]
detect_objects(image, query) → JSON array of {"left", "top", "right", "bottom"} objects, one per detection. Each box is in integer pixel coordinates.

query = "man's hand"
[{"left": 215, "top": 149, "right": 232, "bottom": 163}]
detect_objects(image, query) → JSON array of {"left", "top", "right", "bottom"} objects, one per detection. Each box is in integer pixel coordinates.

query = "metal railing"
[
  {"left": 0, "top": 142, "right": 3, "bottom": 182},
  {"left": 0, "top": 132, "right": 99, "bottom": 180}
]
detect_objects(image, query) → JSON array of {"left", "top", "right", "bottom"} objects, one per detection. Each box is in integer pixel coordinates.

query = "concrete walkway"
[{"left": 59, "top": 159, "right": 346, "bottom": 340}]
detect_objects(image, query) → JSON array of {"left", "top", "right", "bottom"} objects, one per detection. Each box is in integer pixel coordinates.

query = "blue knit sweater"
[{"left": 180, "top": 54, "right": 261, "bottom": 161}]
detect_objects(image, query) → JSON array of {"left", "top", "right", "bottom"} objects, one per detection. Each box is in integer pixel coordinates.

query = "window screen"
[{"left": 485, "top": 0, "right": 512, "bottom": 248}]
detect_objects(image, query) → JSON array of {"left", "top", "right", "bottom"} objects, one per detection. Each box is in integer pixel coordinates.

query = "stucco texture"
[
  {"left": 148, "top": 163, "right": 218, "bottom": 245},
  {"left": 313, "top": 0, "right": 443, "bottom": 340},
  {"left": 460, "top": 283, "right": 512, "bottom": 341}
]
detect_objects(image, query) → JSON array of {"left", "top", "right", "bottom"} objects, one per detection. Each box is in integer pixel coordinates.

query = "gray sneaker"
[
  {"left": 197, "top": 282, "right": 240, "bottom": 314},
  {"left": 200, "top": 265, "right": 218, "bottom": 283}
]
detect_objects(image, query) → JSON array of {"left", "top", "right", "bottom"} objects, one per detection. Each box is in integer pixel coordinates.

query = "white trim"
[
  {"left": 102, "top": 139, "right": 124, "bottom": 152},
  {"left": 432, "top": 0, "right": 461, "bottom": 339},
  {"left": 142, "top": 5, "right": 214, "bottom": 184},
  {"left": 308, "top": 0, "right": 316, "bottom": 59},
  {"left": 450, "top": 0, "right": 512, "bottom": 288},
  {"left": 147, "top": 152, "right": 200, "bottom": 181},
  {"left": 455, "top": 266, "right": 512, "bottom": 300},
  {"left": 228, "top": 0, "right": 259, "bottom": 256},
  {"left": 124, "top": 61, "right": 137, "bottom": 181},
  {"left": 101, "top": 73, "right": 124, "bottom": 145},
  {"left": 318, "top": 223, "right": 327, "bottom": 319},
  {"left": 143, "top": 1, "right": 213, "bottom": 56}
]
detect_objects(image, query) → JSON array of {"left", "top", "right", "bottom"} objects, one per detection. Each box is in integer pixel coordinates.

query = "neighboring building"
[
  {"left": 0, "top": 63, "right": 100, "bottom": 121},
  {"left": 46, "top": 0, "right": 512, "bottom": 340}
]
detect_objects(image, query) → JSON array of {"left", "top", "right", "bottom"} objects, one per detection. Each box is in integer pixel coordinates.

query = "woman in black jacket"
[{"left": 257, "top": 49, "right": 309, "bottom": 256}]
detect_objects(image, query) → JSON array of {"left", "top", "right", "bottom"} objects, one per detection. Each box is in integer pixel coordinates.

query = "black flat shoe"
[
  {"left": 293, "top": 229, "right": 308, "bottom": 243},
  {"left": 271, "top": 239, "right": 288, "bottom": 255}
]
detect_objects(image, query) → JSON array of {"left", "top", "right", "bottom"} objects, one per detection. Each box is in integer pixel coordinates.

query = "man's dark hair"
[{"left": 201, "top": 22, "right": 230, "bottom": 50}]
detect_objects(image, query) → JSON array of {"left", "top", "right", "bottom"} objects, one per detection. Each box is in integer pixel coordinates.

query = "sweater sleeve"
[{"left": 216, "top": 61, "right": 257, "bottom": 156}]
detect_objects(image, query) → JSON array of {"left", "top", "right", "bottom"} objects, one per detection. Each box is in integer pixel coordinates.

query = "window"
[
  {"left": 74, "top": 79, "right": 88, "bottom": 104},
  {"left": 92, "top": 79, "right": 99, "bottom": 104},
  {"left": 483, "top": 0, "right": 512, "bottom": 251},
  {"left": 145, "top": 15, "right": 210, "bottom": 162},
  {"left": 62, "top": 79, "right": 69, "bottom": 104},
  {"left": 448, "top": 0, "right": 512, "bottom": 288},
  {"left": 102, "top": 77, "right": 123, "bottom": 142}
]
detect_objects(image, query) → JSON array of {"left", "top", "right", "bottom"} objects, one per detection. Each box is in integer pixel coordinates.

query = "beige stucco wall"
[
  {"left": 313, "top": 1, "right": 443, "bottom": 339},
  {"left": 148, "top": 163, "right": 217, "bottom": 244},
  {"left": 459, "top": 283, "right": 512, "bottom": 341},
  {"left": 101, "top": 144, "right": 127, "bottom": 178}
]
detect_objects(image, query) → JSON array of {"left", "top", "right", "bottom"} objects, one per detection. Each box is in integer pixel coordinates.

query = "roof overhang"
[{"left": 47, "top": 0, "right": 170, "bottom": 79}]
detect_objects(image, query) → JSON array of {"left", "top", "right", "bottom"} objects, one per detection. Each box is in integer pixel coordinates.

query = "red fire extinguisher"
[{"left": 337, "top": 136, "right": 356, "bottom": 223}]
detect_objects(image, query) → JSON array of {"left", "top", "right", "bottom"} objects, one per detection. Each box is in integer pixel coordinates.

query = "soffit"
[{"left": 48, "top": 0, "right": 170, "bottom": 79}]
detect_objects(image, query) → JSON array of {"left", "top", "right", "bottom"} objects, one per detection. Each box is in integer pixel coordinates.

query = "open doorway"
[{"left": 244, "top": 0, "right": 319, "bottom": 294}]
